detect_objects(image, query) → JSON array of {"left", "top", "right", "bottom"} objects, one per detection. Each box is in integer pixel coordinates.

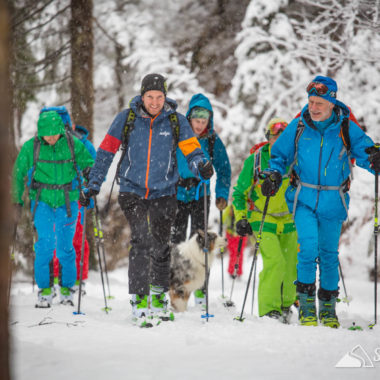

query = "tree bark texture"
[{"left": 0, "top": 0, "right": 12, "bottom": 378}]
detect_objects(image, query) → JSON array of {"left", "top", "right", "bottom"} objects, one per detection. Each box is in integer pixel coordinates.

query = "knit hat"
[
  {"left": 307, "top": 75, "right": 337, "bottom": 104},
  {"left": 265, "top": 117, "right": 288, "bottom": 140},
  {"left": 141, "top": 73, "right": 167, "bottom": 96},
  {"left": 37, "top": 111, "right": 65, "bottom": 137},
  {"left": 189, "top": 107, "right": 211, "bottom": 120}
]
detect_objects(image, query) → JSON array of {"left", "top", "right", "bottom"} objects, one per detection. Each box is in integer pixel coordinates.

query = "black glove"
[
  {"left": 198, "top": 160, "right": 214, "bottom": 180},
  {"left": 216, "top": 197, "right": 227, "bottom": 211},
  {"left": 236, "top": 219, "right": 253, "bottom": 236},
  {"left": 366, "top": 145, "right": 380, "bottom": 173},
  {"left": 79, "top": 188, "right": 99, "bottom": 207},
  {"left": 261, "top": 171, "right": 282, "bottom": 197}
]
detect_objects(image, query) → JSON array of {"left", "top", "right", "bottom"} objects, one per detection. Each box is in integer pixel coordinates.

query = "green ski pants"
[{"left": 256, "top": 230, "right": 298, "bottom": 316}]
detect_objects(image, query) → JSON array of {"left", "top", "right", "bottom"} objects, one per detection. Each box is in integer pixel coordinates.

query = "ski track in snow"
[{"left": 10, "top": 252, "right": 380, "bottom": 380}]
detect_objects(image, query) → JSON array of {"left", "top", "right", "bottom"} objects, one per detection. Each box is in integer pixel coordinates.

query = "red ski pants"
[{"left": 227, "top": 232, "right": 247, "bottom": 276}]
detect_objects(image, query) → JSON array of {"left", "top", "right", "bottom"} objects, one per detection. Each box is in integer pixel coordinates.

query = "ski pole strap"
[{"left": 195, "top": 178, "right": 210, "bottom": 201}]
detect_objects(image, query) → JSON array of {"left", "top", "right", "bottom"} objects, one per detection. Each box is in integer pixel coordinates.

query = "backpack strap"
[
  {"left": 168, "top": 112, "right": 180, "bottom": 170},
  {"left": 287, "top": 119, "right": 305, "bottom": 177},
  {"left": 339, "top": 117, "right": 354, "bottom": 180},
  {"left": 208, "top": 132, "right": 216, "bottom": 163}
]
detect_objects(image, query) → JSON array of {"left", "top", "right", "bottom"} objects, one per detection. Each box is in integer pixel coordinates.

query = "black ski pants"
[
  {"left": 118, "top": 192, "right": 177, "bottom": 295},
  {"left": 171, "top": 196, "right": 210, "bottom": 244}
]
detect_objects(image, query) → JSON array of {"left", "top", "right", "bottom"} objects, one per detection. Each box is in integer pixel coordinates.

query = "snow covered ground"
[{"left": 9, "top": 248, "right": 380, "bottom": 380}]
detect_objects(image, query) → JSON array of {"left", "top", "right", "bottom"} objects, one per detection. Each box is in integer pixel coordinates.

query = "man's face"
[
  {"left": 43, "top": 134, "right": 60, "bottom": 145},
  {"left": 142, "top": 90, "right": 165, "bottom": 116},
  {"left": 190, "top": 118, "right": 208, "bottom": 136},
  {"left": 308, "top": 96, "right": 334, "bottom": 122}
]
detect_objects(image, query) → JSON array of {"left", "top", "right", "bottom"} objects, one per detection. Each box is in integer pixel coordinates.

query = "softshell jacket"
[
  {"left": 12, "top": 134, "right": 94, "bottom": 208},
  {"left": 88, "top": 96, "right": 204, "bottom": 199},
  {"left": 176, "top": 93, "right": 231, "bottom": 203},
  {"left": 269, "top": 102, "right": 374, "bottom": 221},
  {"left": 233, "top": 143, "right": 295, "bottom": 234}
]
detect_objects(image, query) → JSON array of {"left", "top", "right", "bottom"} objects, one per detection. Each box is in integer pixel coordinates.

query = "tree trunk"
[
  {"left": 70, "top": 0, "right": 95, "bottom": 266},
  {"left": 70, "top": 0, "right": 94, "bottom": 136},
  {"left": 0, "top": 0, "right": 12, "bottom": 378}
]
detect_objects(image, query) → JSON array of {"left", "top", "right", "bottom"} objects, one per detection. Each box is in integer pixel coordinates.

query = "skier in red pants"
[{"left": 223, "top": 205, "right": 247, "bottom": 278}]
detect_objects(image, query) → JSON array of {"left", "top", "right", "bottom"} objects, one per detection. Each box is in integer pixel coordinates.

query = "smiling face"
[
  {"left": 43, "top": 134, "right": 61, "bottom": 145},
  {"left": 190, "top": 118, "right": 208, "bottom": 136},
  {"left": 308, "top": 96, "right": 334, "bottom": 122},
  {"left": 142, "top": 90, "right": 165, "bottom": 116}
]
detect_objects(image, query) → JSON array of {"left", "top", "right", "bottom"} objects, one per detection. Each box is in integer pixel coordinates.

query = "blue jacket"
[
  {"left": 88, "top": 96, "right": 204, "bottom": 199},
  {"left": 269, "top": 101, "right": 374, "bottom": 220},
  {"left": 177, "top": 93, "right": 231, "bottom": 203},
  {"left": 73, "top": 125, "right": 97, "bottom": 160}
]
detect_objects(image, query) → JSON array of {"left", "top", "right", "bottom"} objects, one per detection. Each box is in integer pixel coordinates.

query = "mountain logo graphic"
[{"left": 335, "top": 345, "right": 374, "bottom": 368}]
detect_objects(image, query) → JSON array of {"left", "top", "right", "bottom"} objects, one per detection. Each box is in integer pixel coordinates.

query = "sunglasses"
[
  {"left": 269, "top": 122, "right": 288, "bottom": 136},
  {"left": 307, "top": 82, "right": 336, "bottom": 98}
]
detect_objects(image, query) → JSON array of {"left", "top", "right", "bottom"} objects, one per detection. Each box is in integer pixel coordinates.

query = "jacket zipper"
[
  {"left": 144, "top": 114, "right": 159, "bottom": 199},
  {"left": 314, "top": 136, "right": 324, "bottom": 211}
]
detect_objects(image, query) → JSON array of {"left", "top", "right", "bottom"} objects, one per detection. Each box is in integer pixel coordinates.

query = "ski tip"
[{"left": 73, "top": 311, "right": 85, "bottom": 315}]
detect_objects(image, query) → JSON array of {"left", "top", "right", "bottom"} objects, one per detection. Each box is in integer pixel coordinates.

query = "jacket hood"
[
  {"left": 37, "top": 111, "right": 66, "bottom": 137},
  {"left": 186, "top": 93, "right": 214, "bottom": 133},
  {"left": 129, "top": 95, "right": 178, "bottom": 117},
  {"left": 74, "top": 125, "right": 89, "bottom": 139}
]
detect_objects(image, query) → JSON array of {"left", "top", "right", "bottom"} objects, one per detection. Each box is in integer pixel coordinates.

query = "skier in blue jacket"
[
  {"left": 81, "top": 74, "right": 213, "bottom": 327},
  {"left": 171, "top": 93, "right": 231, "bottom": 305},
  {"left": 261, "top": 75, "right": 380, "bottom": 328}
]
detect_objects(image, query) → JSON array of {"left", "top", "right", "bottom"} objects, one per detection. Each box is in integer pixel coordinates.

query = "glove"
[
  {"left": 216, "top": 197, "right": 227, "bottom": 211},
  {"left": 198, "top": 160, "right": 214, "bottom": 180},
  {"left": 261, "top": 171, "right": 282, "bottom": 197},
  {"left": 366, "top": 145, "right": 380, "bottom": 173},
  {"left": 79, "top": 188, "right": 99, "bottom": 207},
  {"left": 236, "top": 219, "right": 253, "bottom": 236}
]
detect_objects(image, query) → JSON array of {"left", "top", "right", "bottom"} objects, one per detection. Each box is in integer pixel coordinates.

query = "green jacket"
[
  {"left": 12, "top": 134, "right": 94, "bottom": 208},
  {"left": 232, "top": 143, "right": 295, "bottom": 234}
]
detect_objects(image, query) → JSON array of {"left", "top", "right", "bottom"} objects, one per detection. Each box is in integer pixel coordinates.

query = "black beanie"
[{"left": 141, "top": 74, "right": 167, "bottom": 96}]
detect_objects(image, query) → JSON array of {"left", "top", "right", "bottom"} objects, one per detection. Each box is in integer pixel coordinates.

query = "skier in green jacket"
[
  {"left": 12, "top": 110, "right": 94, "bottom": 307},
  {"left": 232, "top": 118, "right": 298, "bottom": 322}
]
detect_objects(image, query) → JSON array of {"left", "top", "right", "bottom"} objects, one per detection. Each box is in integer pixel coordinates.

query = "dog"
[{"left": 169, "top": 230, "right": 227, "bottom": 312}]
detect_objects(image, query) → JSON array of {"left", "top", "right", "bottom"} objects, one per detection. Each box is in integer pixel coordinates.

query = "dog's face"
[{"left": 196, "top": 230, "right": 227, "bottom": 253}]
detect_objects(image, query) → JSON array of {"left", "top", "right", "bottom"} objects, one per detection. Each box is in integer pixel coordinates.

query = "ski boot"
[
  {"left": 280, "top": 306, "right": 293, "bottom": 324},
  {"left": 318, "top": 288, "right": 340, "bottom": 328},
  {"left": 262, "top": 310, "right": 281, "bottom": 321},
  {"left": 130, "top": 294, "right": 153, "bottom": 328},
  {"left": 60, "top": 287, "right": 75, "bottom": 306},
  {"left": 297, "top": 282, "right": 318, "bottom": 326},
  {"left": 35, "top": 288, "right": 53, "bottom": 308},
  {"left": 149, "top": 285, "right": 174, "bottom": 322},
  {"left": 194, "top": 288, "right": 206, "bottom": 310}
]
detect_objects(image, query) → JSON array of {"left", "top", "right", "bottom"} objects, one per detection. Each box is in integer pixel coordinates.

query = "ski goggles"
[
  {"left": 268, "top": 122, "right": 288, "bottom": 136},
  {"left": 306, "top": 82, "right": 336, "bottom": 98}
]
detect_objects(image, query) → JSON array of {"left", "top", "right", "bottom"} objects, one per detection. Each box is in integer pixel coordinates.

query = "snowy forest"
[{"left": 1, "top": 1, "right": 380, "bottom": 379}]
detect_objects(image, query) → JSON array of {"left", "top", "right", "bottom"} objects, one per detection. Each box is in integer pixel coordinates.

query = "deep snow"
[{"left": 10, "top": 247, "right": 380, "bottom": 380}]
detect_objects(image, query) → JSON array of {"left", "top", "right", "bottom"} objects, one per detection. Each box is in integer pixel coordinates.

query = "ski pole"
[
  {"left": 371, "top": 171, "right": 379, "bottom": 328},
  {"left": 201, "top": 182, "right": 213, "bottom": 322},
  {"left": 235, "top": 195, "right": 270, "bottom": 322},
  {"left": 338, "top": 260, "right": 350, "bottom": 304},
  {"left": 219, "top": 210, "right": 225, "bottom": 299},
  {"left": 94, "top": 197, "right": 113, "bottom": 299},
  {"left": 91, "top": 203, "right": 111, "bottom": 313},
  {"left": 224, "top": 237, "right": 243, "bottom": 308},
  {"left": 74, "top": 204, "right": 87, "bottom": 315},
  {"left": 250, "top": 250, "right": 258, "bottom": 315}
]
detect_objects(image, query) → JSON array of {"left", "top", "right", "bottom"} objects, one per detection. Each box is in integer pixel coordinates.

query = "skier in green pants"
[{"left": 232, "top": 118, "right": 298, "bottom": 322}]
